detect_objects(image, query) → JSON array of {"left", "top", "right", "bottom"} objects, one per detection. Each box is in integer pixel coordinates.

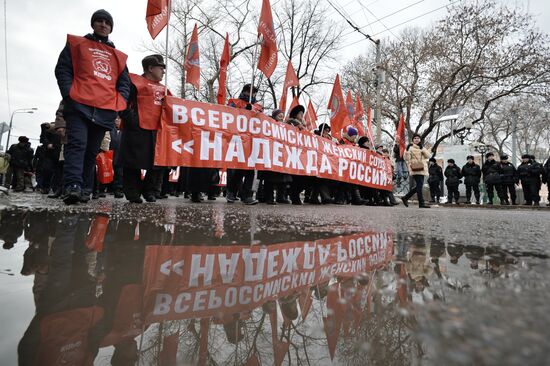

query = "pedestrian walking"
[
  {"left": 402, "top": 134, "right": 431, "bottom": 208},
  {"left": 461, "top": 155, "right": 481, "bottom": 204},
  {"left": 482, "top": 152, "right": 500, "bottom": 205},
  {"left": 427, "top": 158, "right": 443, "bottom": 204},
  {"left": 54, "top": 9, "right": 130, "bottom": 204},
  {"left": 5, "top": 137, "right": 34, "bottom": 192},
  {"left": 119, "top": 54, "right": 169, "bottom": 203},
  {"left": 226, "top": 84, "right": 262, "bottom": 205},
  {"left": 444, "top": 159, "right": 462, "bottom": 204},
  {"left": 497, "top": 155, "right": 518, "bottom": 205}
]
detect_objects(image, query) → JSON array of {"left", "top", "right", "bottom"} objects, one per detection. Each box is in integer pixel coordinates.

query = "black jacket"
[
  {"left": 7, "top": 142, "right": 34, "bottom": 169},
  {"left": 444, "top": 165, "right": 462, "bottom": 186},
  {"left": 518, "top": 160, "right": 542, "bottom": 183},
  {"left": 543, "top": 158, "right": 550, "bottom": 184},
  {"left": 428, "top": 163, "right": 443, "bottom": 184},
  {"left": 482, "top": 159, "right": 500, "bottom": 184},
  {"left": 498, "top": 162, "right": 518, "bottom": 184},
  {"left": 461, "top": 162, "right": 481, "bottom": 185},
  {"left": 55, "top": 33, "right": 131, "bottom": 129}
]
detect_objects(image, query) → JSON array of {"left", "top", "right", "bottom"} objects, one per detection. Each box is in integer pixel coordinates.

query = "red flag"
[
  {"left": 328, "top": 75, "right": 348, "bottom": 139},
  {"left": 159, "top": 333, "right": 179, "bottom": 366},
  {"left": 269, "top": 311, "right": 290, "bottom": 366},
  {"left": 279, "top": 60, "right": 299, "bottom": 112},
  {"left": 299, "top": 289, "right": 313, "bottom": 320},
  {"left": 345, "top": 91, "right": 355, "bottom": 120},
  {"left": 303, "top": 101, "right": 318, "bottom": 131},
  {"left": 257, "top": 0, "right": 278, "bottom": 78},
  {"left": 355, "top": 94, "right": 365, "bottom": 120},
  {"left": 396, "top": 114, "right": 406, "bottom": 158},
  {"left": 85, "top": 214, "right": 109, "bottom": 252},
  {"left": 323, "top": 283, "right": 344, "bottom": 361},
  {"left": 184, "top": 24, "right": 200, "bottom": 89},
  {"left": 146, "top": 0, "right": 170, "bottom": 40},
  {"left": 217, "top": 34, "right": 230, "bottom": 105}
]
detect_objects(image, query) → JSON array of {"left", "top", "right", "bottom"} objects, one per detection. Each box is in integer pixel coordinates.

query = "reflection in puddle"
[{"left": 0, "top": 208, "right": 545, "bottom": 365}]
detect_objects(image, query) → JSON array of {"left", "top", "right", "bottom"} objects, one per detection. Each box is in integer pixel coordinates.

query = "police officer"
[
  {"left": 461, "top": 155, "right": 481, "bottom": 204},
  {"left": 55, "top": 9, "right": 130, "bottom": 204},
  {"left": 497, "top": 155, "right": 518, "bottom": 205},
  {"left": 119, "top": 54, "right": 168, "bottom": 203},
  {"left": 444, "top": 159, "right": 462, "bottom": 204},
  {"left": 517, "top": 154, "right": 542, "bottom": 206},
  {"left": 226, "top": 84, "right": 262, "bottom": 205},
  {"left": 427, "top": 157, "right": 443, "bottom": 204},
  {"left": 481, "top": 152, "right": 500, "bottom": 205}
]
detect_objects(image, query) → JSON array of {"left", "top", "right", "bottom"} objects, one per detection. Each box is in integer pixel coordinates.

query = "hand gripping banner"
[{"left": 154, "top": 96, "right": 393, "bottom": 191}]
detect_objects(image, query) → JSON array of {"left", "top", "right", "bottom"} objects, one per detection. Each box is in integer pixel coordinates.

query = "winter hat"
[
  {"left": 521, "top": 154, "right": 531, "bottom": 159},
  {"left": 91, "top": 9, "right": 114, "bottom": 31},
  {"left": 289, "top": 105, "right": 305, "bottom": 119},
  {"left": 486, "top": 152, "right": 494, "bottom": 158},
  {"left": 271, "top": 109, "right": 284, "bottom": 120},
  {"left": 447, "top": 159, "right": 455, "bottom": 164},
  {"left": 357, "top": 136, "right": 370, "bottom": 147},
  {"left": 18, "top": 136, "right": 29, "bottom": 143},
  {"left": 142, "top": 54, "right": 165, "bottom": 71},
  {"left": 346, "top": 126, "right": 358, "bottom": 136},
  {"left": 241, "top": 84, "right": 259, "bottom": 94},
  {"left": 530, "top": 155, "right": 536, "bottom": 160},
  {"left": 466, "top": 155, "right": 474, "bottom": 160},
  {"left": 317, "top": 123, "right": 331, "bottom": 132},
  {"left": 500, "top": 155, "right": 509, "bottom": 161},
  {"left": 429, "top": 157, "right": 436, "bottom": 163}
]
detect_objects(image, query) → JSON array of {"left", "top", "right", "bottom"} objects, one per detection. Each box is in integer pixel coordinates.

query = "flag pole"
[
  {"left": 164, "top": 0, "right": 172, "bottom": 96},
  {"left": 249, "top": 35, "right": 261, "bottom": 104}
]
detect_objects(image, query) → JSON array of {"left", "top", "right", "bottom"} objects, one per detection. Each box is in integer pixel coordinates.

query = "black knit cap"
[
  {"left": 241, "top": 84, "right": 259, "bottom": 94},
  {"left": 91, "top": 9, "right": 114, "bottom": 32},
  {"left": 486, "top": 152, "right": 494, "bottom": 158},
  {"left": 289, "top": 105, "right": 305, "bottom": 119},
  {"left": 447, "top": 159, "right": 455, "bottom": 164},
  {"left": 467, "top": 155, "right": 474, "bottom": 160}
]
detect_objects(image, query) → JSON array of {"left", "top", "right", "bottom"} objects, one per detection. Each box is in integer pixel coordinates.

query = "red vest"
[
  {"left": 67, "top": 34, "right": 128, "bottom": 111},
  {"left": 227, "top": 98, "right": 264, "bottom": 113},
  {"left": 129, "top": 73, "right": 168, "bottom": 130}
]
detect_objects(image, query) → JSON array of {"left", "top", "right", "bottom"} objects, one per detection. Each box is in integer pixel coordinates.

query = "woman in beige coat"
[{"left": 402, "top": 134, "right": 431, "bottom": 208}]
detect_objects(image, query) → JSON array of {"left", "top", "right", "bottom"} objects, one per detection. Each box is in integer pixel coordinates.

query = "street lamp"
[
  {"left": 455, "top": 120, "right": 473, "bottom": 145},
  {"left": 474, "top": 143, "right": 489, "bottom": 165},
  {"left": 435, "top": 107, "right": 464, "bottom": 145},
  {"left": 4, "top": 108, "right": 38, "bottom": 152}
]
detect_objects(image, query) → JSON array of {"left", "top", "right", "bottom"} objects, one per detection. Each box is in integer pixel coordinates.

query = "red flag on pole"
[
  {"left": 146, "top": 0, "right": 170, "bottom": 39},
  {"left": 279, "top": 60, "right": 299, "bottom": 112},
  {"left": 217, "top": 34, "right": 230, "bottom": 105},
  {"left": 355, "top": 94, "right": 365, "bottom": 120},
  {"left": 257, "top": 0, "right": 278, "bottom": 78},
  {"left": 184, "top": 24, "right": 200, "bottom": 89},
  {"left": 328, "top": 75, "right": 348, "bottom": 139},
  {"left": 304, "top": 101, "right": 318, "bottom": 131},
  {"left": 396, "top": 113, "right": 406, "bottom": 158},
  {"left": 345, "top": 91, "right": 355, "bottom": 120}
]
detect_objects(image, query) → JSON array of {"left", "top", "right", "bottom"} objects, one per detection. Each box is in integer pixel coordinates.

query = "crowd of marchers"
[{"left": 1, "top": 9, "right": 549, "bottom": 209}]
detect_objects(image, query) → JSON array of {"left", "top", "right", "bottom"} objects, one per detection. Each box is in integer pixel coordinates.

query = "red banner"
[
  {"left": 146, "top": 0, "right": 170, "bottom": 40},
  {"left": 141, "top": 231, "right": 393, "bottom": 323},
  {"left": 154, "top": 96, "right": 393, "bottom": 191}
]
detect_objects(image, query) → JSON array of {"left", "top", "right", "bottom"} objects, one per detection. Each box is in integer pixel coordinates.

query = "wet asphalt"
[{"left": 0, "top": 192, "right": 549, "bottom": 365}]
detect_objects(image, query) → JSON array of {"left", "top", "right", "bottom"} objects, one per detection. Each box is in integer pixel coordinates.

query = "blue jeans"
[
  {"left": 403, "top": 174, "right": 425, "bottom": 204},
  {"left": 63, "top": 112, "right": 107, "bottom": 194}
]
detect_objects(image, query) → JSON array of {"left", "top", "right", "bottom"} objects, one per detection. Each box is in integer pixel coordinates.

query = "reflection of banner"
[
  {"left": 142, "top": 232, "right": 394, "bottom": 323},
  {"left": 154, "top": 97, "right": 393, "bottom": 191}
]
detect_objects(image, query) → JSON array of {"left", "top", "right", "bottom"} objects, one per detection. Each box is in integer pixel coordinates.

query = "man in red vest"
[
  {"left": 55, "top": 9, "right": 130, "bottom": 205},
  {"left": 118, "top": 54, "right": 169, "bottom": 203},
  {"left": 226, "top": 84, "right": 262, "bottom": 205}
]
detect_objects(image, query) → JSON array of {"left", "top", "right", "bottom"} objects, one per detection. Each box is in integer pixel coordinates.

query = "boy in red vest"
[{"left": 55, "top": 9, "right": 130, "bottom": 204}]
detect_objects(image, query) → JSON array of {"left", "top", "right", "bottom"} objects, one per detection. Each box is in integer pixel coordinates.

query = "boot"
[
  {"left": 48, "top": 189, "right": 62, "bottom": 199},
  {"left": 319, "top": 186, "right": 333, "bottom": 204},
  {"left": 191, "top": 192, "right": 202, "bottom": 203},
  {"left": 351, "top": 188, "right": 366, "bottom": 205}
]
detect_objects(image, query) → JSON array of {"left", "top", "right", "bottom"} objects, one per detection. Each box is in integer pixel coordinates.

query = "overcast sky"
[{"left": 0, "top": 0, "right": 547, "bottom": 148}]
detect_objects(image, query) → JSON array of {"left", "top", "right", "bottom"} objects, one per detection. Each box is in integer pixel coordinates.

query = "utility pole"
[
  {"left": 511, "top": 110, "right": 518, "bottom": 166},
  {"left": 374, "top": 40, "right": 383, "bottom": 145}
]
